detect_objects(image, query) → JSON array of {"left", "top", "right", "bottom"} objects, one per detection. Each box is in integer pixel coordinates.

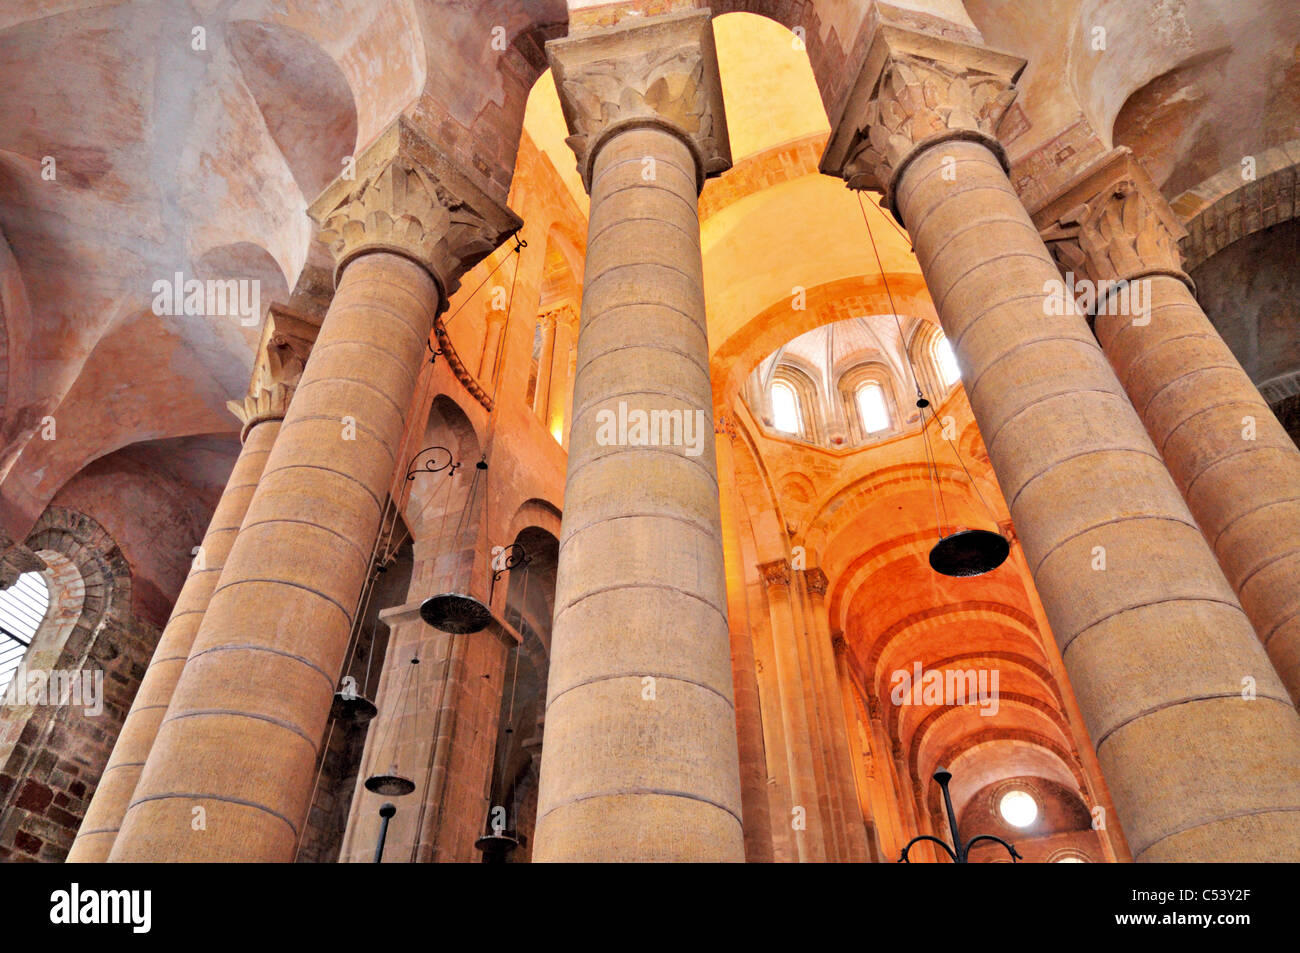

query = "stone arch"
[
  {"left": 0, "top": 506, "right": 140, "bottom": 862},
  {"left": 712, "top": 274, "right": 935, "bottom": 401},
  {"left": 504, "top": 498, "right": 562, "bottom": 548},
  {"left": 1173, "top": 140, "right": 1300, "bottom": 271}
]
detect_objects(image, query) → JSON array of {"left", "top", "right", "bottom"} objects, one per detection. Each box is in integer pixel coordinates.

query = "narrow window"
[
  {"left": 0, "top": 571, "right": 49, "bottom": 697},
  {"left": 771, "top": 380, "right": 800, "bottom": 434},
  {"left": 934, "top": 334, "right": 960, "bottom": 388},
  {"left": 856, "top": 382, "right": 890, "bottom": 434}
]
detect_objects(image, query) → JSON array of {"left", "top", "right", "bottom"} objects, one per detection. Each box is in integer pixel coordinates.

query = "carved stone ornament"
[
  {"left": 226, "top": 302, "right": 321, "bottom": 442},
  {"left": 309, "top": 118, "right": 522, "bottom": 301},
  {"left": 804, "top": 567, "right": 829, "bottom": 597},
  {"left": 1033, "top": 147, "right": 1193, "bottom": 298},
  {"left": 546, "top": 8, "right": 731, "bottom": 194},
  {"left": 758, "top": 558, "right": 792, "bottom": 590},
  {"left": 821, "top": 25, "right": 1025, "bottom": 216}
]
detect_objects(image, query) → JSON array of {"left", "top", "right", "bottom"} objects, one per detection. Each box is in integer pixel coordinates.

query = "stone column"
[
  {"left": 824, "top": 26, "right": 1300, "bottom": 861},
  {"left": 67, "top": 309, "right": 317, "bottom": 862},
  {"left": 787, "top": 570, "right": 842, "bottom": 857},
  {"left": 478, "top": 308, "right": 508, "bottom": 383},
  {"left": 715, "top": 420, "right": 775, "bottom": 861},
  {"left": 804, "top": 568, "right": 872, "bottom": 861},
  {"left": 109, "top": 119, "right": 519, "bottom": 862},
  {"left": 532, "top": 310, "right": 558, "bottom": 418},
  {"left": 757, "top": 559, "right": 826, "bottom": 862},
  {"left": 1036, "top": 149, "right": 1300, "bottom": 706},
  {"left": 534, "top": 10, "right": 743, "bottom": 862},
  {"left": 546, "top": 307, "right": 576, "bottom": 437}
]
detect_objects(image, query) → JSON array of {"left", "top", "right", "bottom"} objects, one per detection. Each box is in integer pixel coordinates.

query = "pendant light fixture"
[
  {"left": 364, "top": 654, "right": 421, "bottom": 796},
  {"left": 418, "top": 457, "right": 495, "bottom": 633},
  {"left": 420, "top": 229, "right": 529, "bottom": 633},
  {"left": 856, "top": 193, "right": 1009, "bottom": 577},
  {"left": 474, "top": 552, "right": 531, "bottom": 862}
]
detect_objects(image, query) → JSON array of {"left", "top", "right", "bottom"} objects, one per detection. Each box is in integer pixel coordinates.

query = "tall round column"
[
  {"left": 110, "top": 253, "right": 439, "bottom": 861},
  {"left": 1036, "top": 157, "right": 1300, "bottom": 706},
  {"left": 533, "top": 123, "right": 744, "bottom": 861},
  {"left": 827, "top": 31, "right": 1300, "bottom": 861},
  {"left": 536, "top": 9, "right": 744, "bottom": 862},
  {"left": 105, "top": 116, "right": 519, "bottom": 861},
  {"left": 895, "top": 138, "right": 1300, "bottom": 861},
  {"left": 67, "top": 415, "right": 281, "bottom": 861},
  {"left": 1098, "top": 274, "right": 1300, "bottom": 702}
]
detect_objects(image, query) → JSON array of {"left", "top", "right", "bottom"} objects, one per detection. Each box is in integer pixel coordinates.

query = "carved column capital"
[
  {"left": 803, "top": 567, "right": 829, "bottom": 597},
  {"left": 546, "top": 8, "right": 731, "bottom": 194},
  {"left": 227, "top": 303, "right": 321, "bottom": 442},
  {"left": 541, "top": 302, "right": 578, "bottom": 331},
  {"left": 309, "top": 117, "right": 523, "bottom": 301},
  {"left": 757, "top": 558, "right": 791, "bottom": 590},
  {"left": 1033, "top": 147, "right": 1193, "bottom": 298},
  {"left": 821, "top": 25, "right": 1025, "bottom": 218}
]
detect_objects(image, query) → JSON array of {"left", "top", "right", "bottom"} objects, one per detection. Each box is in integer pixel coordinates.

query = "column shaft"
[
  {"left": 479, "top": 313, "right": 507, "bottom": 383},
  {"left": 716, "top": 436, "right": 775, "bottom": 861},
  {"left": 1096, "top": 275, "right": 1300, "bottom": 703},
  {"left": 896, "top": 139, "right": 1300, "bottom": 861},
  {"left": 110, "top": 253, "right": 440, "bottom": 861},
  {"left": 67, "top": 418, "right": 280, "bottom": 861},
  {"left": 546, "top": 319, "right": 574, "bottom": 437},
  {"left": 533, "top": 316, "right": 557, "bottom": 417},
  {"left": 761, "top": 569, "right": 826, "bottom": 861},
  {"left": 805, "top": 580, "right": 872, "bottom": 861},
  {"left": 533, "top": 126, "right": 744, "bottom": 861}
]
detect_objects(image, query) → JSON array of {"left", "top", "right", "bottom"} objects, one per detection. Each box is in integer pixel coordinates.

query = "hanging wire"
[
  {"left": 441, "top": 233, "right": 525, "bottom": 326},
  {"left": 856, "top": 190, "right": 1005, "bottom": 537}
]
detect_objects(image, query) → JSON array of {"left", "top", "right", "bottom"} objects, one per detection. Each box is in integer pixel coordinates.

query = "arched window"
[
  {"left": 933, "top": 333, "right": 960, "bottom": 389},
  {"left": 771, "top": 380, "right": 801, "bottom": 434},
  {"left": 856, "top": 382, "right": 891, "bottom": 434},
  {"left": 0, "top": 571, "right": 50, "bottom": 697}
]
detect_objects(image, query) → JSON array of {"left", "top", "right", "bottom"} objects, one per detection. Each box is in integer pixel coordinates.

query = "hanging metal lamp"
[
  {"left": 419, "top": 458, "right": 495, "bottom": 634},
  {"left": 913, "top": 395, "right": 1010, "bottom": 578},
  {"left": 419, "top": 229, "right": 528, "bottom": 633},
  {"left": 330, "top": 690, "right": 379, "bottom": 726},
  {"left": 363, "top": 655, "right": 421, "bottom": 796},
  {"left": 857, "top": 193, "right": 1010, "bottom": 578}
]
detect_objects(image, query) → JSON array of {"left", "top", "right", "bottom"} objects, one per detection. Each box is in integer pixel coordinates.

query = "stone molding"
[
  {"left": 1033, "top": 147, "right": 1193, "bottom": 299},
  {"left": 433, "top": 318, "right": 494, "bottom": 413},
  {"left": 309, "top": 117, "right": 523, "bottom": 300},
  {"left": 545, "top": 8, "right": 731, "bottom": 194},
  {"left": 821, "top": 24, "right": 1024, "bottom": 217}
]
